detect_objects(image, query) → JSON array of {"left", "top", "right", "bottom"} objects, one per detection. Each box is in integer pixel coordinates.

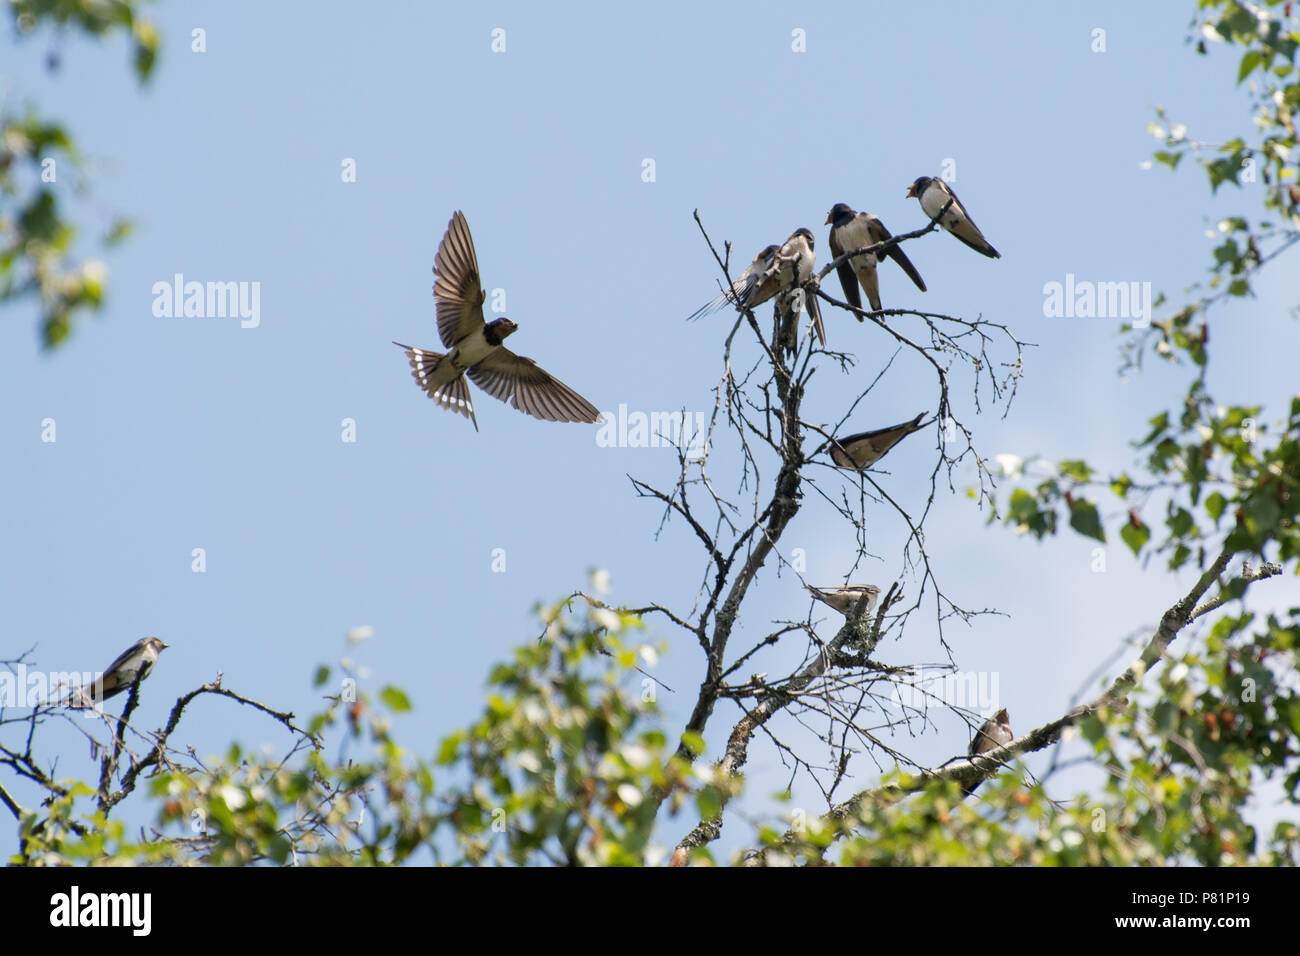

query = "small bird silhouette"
[
  {"left": 68, "top": 637, "right": 168, "bottom": 709},
  {"left": 829, "top": 413, "right": 928, "bottom": 471},
  {"left": 963, "top": 708, "right": 1013, "bottom": 796},
  {"left": 395, "top": 211, "right": 602, "bottom": 430},
  {"left": 907, "top": 176, "right": 1000, "bottom": 259},
  {"left": 825, "top": 203, "right": 927, "bottom": 314},
  {"left": 689, "top": 229, "right": 825, "bottom": 348},
  {"left": 805, "top": 584, "right": 880, "bottom": 617}
]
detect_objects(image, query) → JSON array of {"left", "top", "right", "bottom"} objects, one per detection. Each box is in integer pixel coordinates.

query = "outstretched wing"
[
  {"left": 433, "top": 211, "right": 488, "bottom": 347},
  {"left": 468, "top": 348, "right": 602, "bottom": 424}
]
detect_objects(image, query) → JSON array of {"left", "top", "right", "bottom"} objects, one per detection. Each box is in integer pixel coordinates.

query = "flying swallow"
[
  {"left": 394, "top": 211, "right": 602, "bottom": 431},
  {"left": 69, "top": 637, "right": 168, "bottom": 708},
  {"left": 829, "top": 412, "right": 928, "bottom": 471},
  {"left": 963, "top": 708, "right": 1013, "bottom": 796},
  {"left": 689, "top": 230, "right": 826, "bottom": 348},
  {"left": 825, "top": 203, "right": 927, "bottom": 315},
  {"left": 906, "top": 176, "right": 1001, "bottom": 259},
  {"left": 806, "top": 583, "right": 880, "bottom": 617}
]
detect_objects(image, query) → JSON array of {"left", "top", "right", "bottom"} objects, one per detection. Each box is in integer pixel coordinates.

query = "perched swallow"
[
  {"left": 394, "top": 211, "right": 602, "bottom": 431},
  {"left": 690, "top": 243, "right": 780, "bottom": 321},
  {"left": 806, "top": 584, "right": 880, "bottom": 617},
  {"left": 963, "top": 708, "right": 1013, "bottom": 797},
  {"left": 906, "top": 176, "right": 1000, "bottom": 259},
  {"left": 69, "top": 637, "right": 168, "bottom": 708},
  {"left": 689, "top": 230, "right": 826, "bottom": 348},
  {"left": 829, "top": 412, "right": 928, "bottom": 471},
  {"left": 825, "top": 203, "right": 927, "bottom": 315},
  {"left": 775, "top": 229, "right": 826, "bottom": 350}
]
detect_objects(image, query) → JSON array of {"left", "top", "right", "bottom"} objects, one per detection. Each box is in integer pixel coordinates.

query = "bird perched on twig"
[
  {"left": 825, "top": 203, "right": 927, "bottom": 315},
  {"left": 689, "top": 229, "right": 825, "bottom": 348},
  {"left": 906, "top": 176, "right": 1001, "bottom": 259},
  {"left": 68, "top": 637, "right": 168, "bottom": 709},
  {"left": 805, "top": 583, "right": 880, "bottom": 617},
  {"left": 394, "top": 211, "right": 603, "bottom": 431},
  {"left": 963, "top": 708, "right": 1013, "bottom": 796},
  {"left": 829, "top": 413, "right": 928, "bottom": 471}
]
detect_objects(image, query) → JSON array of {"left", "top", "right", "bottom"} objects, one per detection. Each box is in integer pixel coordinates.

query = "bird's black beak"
[{"left": 906, "top": 184, "right": 918, "bottom": 198}]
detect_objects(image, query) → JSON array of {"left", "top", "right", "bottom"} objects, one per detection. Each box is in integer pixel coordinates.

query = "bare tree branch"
[{"left": 742, "top": 552, "right": 1281, "bottom": 865}]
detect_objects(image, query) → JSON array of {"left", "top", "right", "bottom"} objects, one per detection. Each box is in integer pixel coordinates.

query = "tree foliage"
[
  {"left": 4, "top": 0, "right": 1299, "bottom": 866},
  {"left": 1, "top": 0, "right": 157, "bottom": 347},
  {"left": 9, "top": 593, "right": 725, "bottom": 866}
]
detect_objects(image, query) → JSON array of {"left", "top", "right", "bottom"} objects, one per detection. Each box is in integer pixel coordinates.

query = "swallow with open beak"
[
  {"left": 829, "top": 412, "right": 928, "bottom": 471},
  {"left": 689, "top": 229, "right": 826, "bottom": 348},
  {"left": 825, "top": 203, "right": 927, "bottom": 315},
  {"left": 963, "top": 708, "right": 1013, "bottom": 796},
  {"left": 907, "top": 176, "right": 1000, "bottom": 259},
  {"left": 394, "top": 211, "right": 603, "bottom": 430},
  {"left": 806, "top": 583, "right": 880, "bottom": 617},
  {"left": 68, "top": 637, "right": 168, "bottom": 708}
]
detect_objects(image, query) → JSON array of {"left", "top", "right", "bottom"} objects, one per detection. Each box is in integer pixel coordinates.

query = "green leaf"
[
  {"left": 1220, "top": 6, "right": 1259, "bottom": 42},
  {"left": 1220, "top": 577, "right": 1248, "bottom": 603},
  {"left": 1244, "top": 491, "right": 1281, "bottom": 533},
  {"left": 1068, "top": 499, "right": 1106, "bottom": 543},
  {"left": 1213, "top": 238, "right": 1241, "bottom": 266},
  {"left": 104, "top": 218, "right": 133, "bottom": 245},
  {"left": 1079, "top": 714, "right": 1108, "bottom": 747},
  {"left": 1141, "top": 412, "right": 1170, "bottom": 446},
  {"left": 1168, "top": 507, "right": 1196, "bottom": 538},
  {"left": 1237, "top": 49, "right": 1263, "bottom": 83},
  {"left": 267, "top": 834, "right": 293, "bottom": 864},
  {"left": 43, "top": 312, "right": 72, "bottom": 349},
  {"left": 132, "top": 21, "right": 159, "bottom": 83},
  {"left": 20, "top": 191, "right": 61, "bottom": 241},
  {"left": 679, "top": 731, "right": 706, "bottom": 757},
  {"left": 1120, "top": 521, "right": 1150, "bottom": 556},
  {"left": 1206, "top": 157, "right": 1239, "bottom": 192},
  {"left": 1169, "top": 544, "right": 1192, "bottom": 571},
  {"left": 696, "top": 786, "right": 723, "bottom": 820},
  {"left": 1007, "top": 488, "right": 1053, "bottom": 538},
  {"left": 1058, "top": 459, "right": 1094, "bottom": 482},
  {"left": 380, "top": 685, "right": 412, "bottom": 713},
  {"left": 436, "top": 732, "right": 463, "bottom": 765}
]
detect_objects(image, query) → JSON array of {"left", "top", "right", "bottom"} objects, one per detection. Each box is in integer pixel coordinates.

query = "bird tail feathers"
[
  {"left": 687, "top": 272, "right": 762, "bottom": 322},
  {"left": 394, "top": 342, "right": 479, "bottom": 431}
]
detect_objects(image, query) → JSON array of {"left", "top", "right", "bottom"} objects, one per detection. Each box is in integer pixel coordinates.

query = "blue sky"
[{"left": 3, "top": 1, "right": 1297, "bottom": 860}]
